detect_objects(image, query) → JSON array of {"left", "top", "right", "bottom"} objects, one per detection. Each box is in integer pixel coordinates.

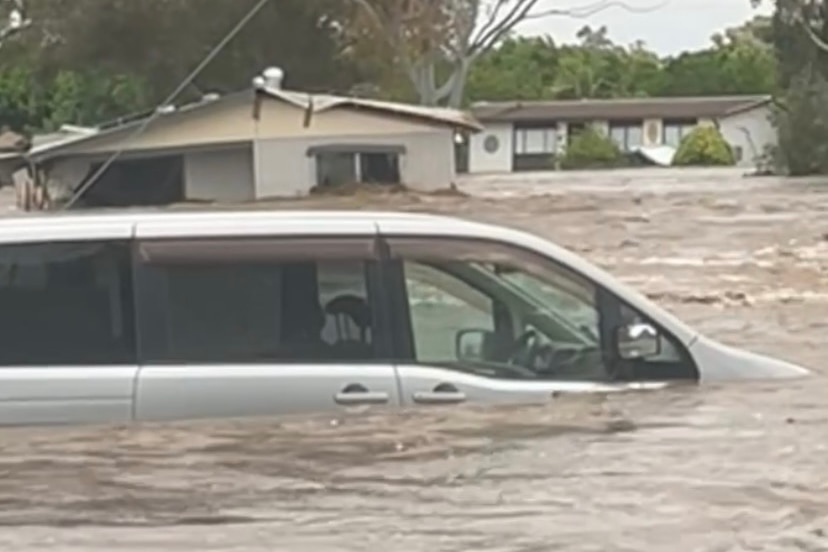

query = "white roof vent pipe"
[{"left": 262, "top": 66, "right": 284, "bottom": 90}]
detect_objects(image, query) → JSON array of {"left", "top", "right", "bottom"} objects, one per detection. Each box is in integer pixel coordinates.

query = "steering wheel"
[{"left": 506, "top": 329, "right": 542, "bottom": 370}]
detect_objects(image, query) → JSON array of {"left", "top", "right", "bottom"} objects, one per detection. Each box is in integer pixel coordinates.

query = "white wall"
[
  {"left": 468, "top": 122, "right": 513, "bottom": 173},
  {"left": 254, "top": 130, "right": 456, "bottom": 198},
  {"left": 184, "top": 146, "right": 255, "bottom": 202},
  {"left": 719, "top": 105, "right": 776, "bottom": 169}
]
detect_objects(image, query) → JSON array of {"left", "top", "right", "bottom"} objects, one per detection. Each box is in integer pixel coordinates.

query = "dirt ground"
[{"left": 3, "top": 167, "right": 828, "bottom": 550}]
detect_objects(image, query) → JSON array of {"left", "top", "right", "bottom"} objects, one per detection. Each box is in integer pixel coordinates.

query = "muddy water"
[{"left": 6, "top": 170, "right": 828, "bottom": 550}]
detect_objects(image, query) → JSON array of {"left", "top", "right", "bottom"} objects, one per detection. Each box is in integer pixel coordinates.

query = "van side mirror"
[{"left": 615, "top": 321, "right": 660, "bottom": 360}]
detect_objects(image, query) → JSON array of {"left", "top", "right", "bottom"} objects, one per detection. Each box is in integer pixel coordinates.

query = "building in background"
[
  {"left": 0, "top": 69, "right": 480, "bottom": 209},
  {"left": 468, "top": 95, "right": 774, "bottom": 173}
]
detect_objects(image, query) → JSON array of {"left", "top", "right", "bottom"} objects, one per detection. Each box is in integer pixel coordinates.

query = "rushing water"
[
  {"left": 1, "top": 378, "right": 826, "bottom": 550},
  {"left": 4, "top": 169, "right": 828, "bottom": 550}
]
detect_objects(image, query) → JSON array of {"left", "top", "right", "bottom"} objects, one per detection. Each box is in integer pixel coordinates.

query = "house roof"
[
  {"left": 471, "top": 95, "right": 773, "bottom": 123},
  {"left": 262, "top": 87, "right": 481, "bottom": 132},
  {"left": 23, "top": 87, "right": 480, "bottom": 162}
]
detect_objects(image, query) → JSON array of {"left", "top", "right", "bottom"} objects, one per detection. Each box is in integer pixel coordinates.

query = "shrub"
[
  {"left": 559, "top": 126, "right": 624, "bottom": 170},
  {"left": 672, "top": 125, "right": 735, "bottom": 166}
]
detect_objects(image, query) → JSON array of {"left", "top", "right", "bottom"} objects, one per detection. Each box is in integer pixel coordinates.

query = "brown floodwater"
[{"left": 3, "top": 169, "right": 828, "bottom": 550}]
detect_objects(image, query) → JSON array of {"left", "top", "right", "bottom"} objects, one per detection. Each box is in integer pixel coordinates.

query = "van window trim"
[{"left": 137, "top": 235, "right": 377, "bottom": 265}]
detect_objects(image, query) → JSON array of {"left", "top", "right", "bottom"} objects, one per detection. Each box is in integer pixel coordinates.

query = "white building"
[
  {"left": 0, "top": 72, "right": 480, "bottom": 209},
  {"left": 467, "top": 95, "right": 775, "bottom": 173}
]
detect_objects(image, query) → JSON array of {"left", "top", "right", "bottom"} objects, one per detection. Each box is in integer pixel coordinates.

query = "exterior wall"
[
  {"left": 183, "top": 145, "right": 254, "bottom": 202},
  {"left": 718, "top": 105, "right": 776, "bottom": 169},
  {"left": 557, "top": 122, "right": 569, "bottom": 152},
  {"left": 468, "top": 122, "right": 513, "bottom": 173},
  {"left": 255, "top": 130, "right": 456, "bottom": 198}
]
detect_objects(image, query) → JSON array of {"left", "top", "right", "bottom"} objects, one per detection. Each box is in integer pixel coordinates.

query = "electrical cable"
[{"left": 62, "top": 0, "right": 272, "bottom": 209}]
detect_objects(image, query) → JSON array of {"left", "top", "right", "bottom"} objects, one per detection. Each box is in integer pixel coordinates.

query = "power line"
[{"left": 62, "top": 0, "right": 272, "bottom": 210}]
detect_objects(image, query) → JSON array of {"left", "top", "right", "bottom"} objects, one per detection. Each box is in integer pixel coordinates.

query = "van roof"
[{"left": 0, "top": 207, "right": 487, "bottom": 242}]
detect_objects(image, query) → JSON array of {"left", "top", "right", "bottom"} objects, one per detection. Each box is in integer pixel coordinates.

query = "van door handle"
[
  {"left": 413, "top": 383, "right": 466, "bottom": 405},
  {"left": 334, "top": 383, "right": 389, "bottom": 406}
]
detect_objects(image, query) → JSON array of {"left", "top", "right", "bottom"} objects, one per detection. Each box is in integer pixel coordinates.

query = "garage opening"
[{"left": 73, "top": 155, "right": 185, "bottom": 208}]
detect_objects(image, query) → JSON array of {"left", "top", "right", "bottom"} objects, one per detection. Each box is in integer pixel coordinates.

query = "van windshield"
[{"left": 472, "top": 262, "right": 600, "bottom": 345}]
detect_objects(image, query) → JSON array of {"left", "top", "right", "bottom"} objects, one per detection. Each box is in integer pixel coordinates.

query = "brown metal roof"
[{"left": 471, "top": 95, "right": 772, "bottom": 123}]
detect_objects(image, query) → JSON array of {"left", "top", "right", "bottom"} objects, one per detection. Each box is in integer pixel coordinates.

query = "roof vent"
[{"left": 262, "top": 66, "right": 284, "bottom": 90}]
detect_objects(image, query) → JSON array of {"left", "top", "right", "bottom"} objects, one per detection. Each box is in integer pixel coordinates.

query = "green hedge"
[
  {"left": 673, "top": 125, "right": 735, "bottom": 166},
  {"left": 559, "top": 126, "right": 624, "bottom": 170}
]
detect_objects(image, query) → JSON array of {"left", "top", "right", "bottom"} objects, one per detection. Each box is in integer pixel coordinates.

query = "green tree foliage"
[
  {"left": 559, "top": 126, "right": 623, "bottom": 170},
  {"left": 0, "top": 0, "right": 363, "bottom": 133},
  {"left": 0, "top": 2, "right": 787, "bottom": 140},
  {"left": 763, "top": 0, "right": 828, "bottom": 175},
  {"left": 465, "top": 21, "right": 775, "bottom": 104},
  {"left": 465, "top": 36, "right": 559, "bottom": 102},
  {"left": 673, "top": 126, "right": 735, "bottom": 166},
  {"left": 774, "top": 72, "right": 828, "bottom": 175},
  {"left": 659, "top": 21, "right": 776, "bottom": 97}
]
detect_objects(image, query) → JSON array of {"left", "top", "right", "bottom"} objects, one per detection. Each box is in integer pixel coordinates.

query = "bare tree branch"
[
  {"left": 524, "top": 0, "right": 670, "bottom": 20},
  {"left": 470, "top": 0, "right": 509, "bottom": 51},
  {"left": 790, "top": 0, "right": 828, "bottom": 53},
  {"left": 471, "top": 0, "right": 541, "bottom": 56}
]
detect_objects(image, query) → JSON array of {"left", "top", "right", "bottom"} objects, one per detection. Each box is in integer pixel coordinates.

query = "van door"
[
  {"left": 381, "top": 235, "right": 688, "bottom": 408},
  {"left": 0, "top": 240, "right": 138, "bottom": 426},
  {"left": 131, "top": 235, "right": 400, "bottom": 422}
]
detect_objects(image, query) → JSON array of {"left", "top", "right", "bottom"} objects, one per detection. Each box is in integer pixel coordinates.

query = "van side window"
[
  {"left": 135, "top": 238, "right": 380, "bottom": 363},
  {"left": 0, "top": 241, "right": 136, "bottom": 366},
  {"left": 388, "top": 237, "right": 608, "bottom": 381}
]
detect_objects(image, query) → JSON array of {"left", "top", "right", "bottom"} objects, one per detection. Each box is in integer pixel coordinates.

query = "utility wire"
[{"left": 62, "top": 0, "right": 272, "bottom": 209}]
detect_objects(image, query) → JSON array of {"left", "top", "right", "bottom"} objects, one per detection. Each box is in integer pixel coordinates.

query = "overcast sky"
[{"left": 515, "top": 0, "right": 773, "bottom": 55}]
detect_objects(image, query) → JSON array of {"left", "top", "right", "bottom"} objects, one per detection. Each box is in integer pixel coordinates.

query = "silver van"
[{"left": 0, "top": 209, "right": 808, "bottom": 426}]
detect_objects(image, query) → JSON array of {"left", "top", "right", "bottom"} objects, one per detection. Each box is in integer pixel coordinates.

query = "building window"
[
  {"left": 514, "top": 126, "right": 557, "bottom": 155},
  {"left": 310, "top": 145, "right": 403, "bottom": 188},
  {"left": 0, "top": 241, "right": 136, "bottom": 366},
  {"left": 662, "top": 119, "right": 698, "bottom": 148},
  {"left": 608, "top": 120, "right": 644, "bottom": 151}
]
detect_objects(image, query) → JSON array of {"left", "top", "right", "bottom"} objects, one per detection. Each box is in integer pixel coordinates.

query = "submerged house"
[
  {"left": 0, "top": 68, "right": 481, "bottom": 209},
  {"left": 467, "top": 95, "right": 774, "bottom": 172}
]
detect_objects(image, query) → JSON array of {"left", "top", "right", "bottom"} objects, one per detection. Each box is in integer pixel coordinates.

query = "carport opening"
[
  {"left": 308, "top": 144, "right": 403, "bottom": 189},
  {"left": 72, "top": 155, "right": 185, "bottom": 208}
]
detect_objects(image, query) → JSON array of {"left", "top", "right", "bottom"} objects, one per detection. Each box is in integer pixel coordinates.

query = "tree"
[
  {"left": 465, "top": 21, "right": 773, "bottom": 103},
  {"left": 465, "top": 36, "right": 559, "bottom": 102},
  {"left": 14, "top": 0, "right": 360, "bottom": 105},
  {"left": 0, "top": 0, "right": 30, "bottom": 47},
  {"left": 760, "top": 0, "right": 828, "bottom": 174},
  {"left": 347, "top": 0, "right": 664, "bottom": 107}
]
